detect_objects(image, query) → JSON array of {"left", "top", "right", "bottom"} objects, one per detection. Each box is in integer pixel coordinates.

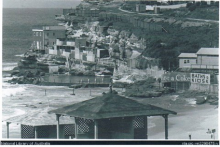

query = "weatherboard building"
[{"left": 162, "top": 47, "right": 218, "bottom": 93}]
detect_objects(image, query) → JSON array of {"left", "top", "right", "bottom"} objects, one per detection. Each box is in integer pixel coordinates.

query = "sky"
[{"left": 3, "top": 0, "right": 82, "bottom": 8}]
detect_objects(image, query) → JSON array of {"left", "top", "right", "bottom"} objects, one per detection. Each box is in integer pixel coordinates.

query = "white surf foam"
[
  {"left": 2, "top": 108, "right": 26, "bottom": 120},
  {"left": 2, "top": 85, "right": 27, "bottom": 97},
  {"left": 2, "top": 62, "right": 18, "bottom": 71},
  {"left": 15, "top": 54, "right": 24, "bottom": 57}
]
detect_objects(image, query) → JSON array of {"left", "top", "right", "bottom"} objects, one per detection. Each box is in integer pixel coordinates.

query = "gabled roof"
[
  {"left": 49, "top": 93, "right": 177, "bottom": 119},
  {"left": 178, "top": 53, "right": 197, "bottom": 58},
  {"left": 4, "top": 108, "right": 75, "bottom": 126},
  {"left": 196, "top": 48, "right": 219, "bottom": 55}
]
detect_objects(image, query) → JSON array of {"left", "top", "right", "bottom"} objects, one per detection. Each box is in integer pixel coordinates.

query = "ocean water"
[{"left": 3, "top": 8, "right": 62, "bottom": 64}]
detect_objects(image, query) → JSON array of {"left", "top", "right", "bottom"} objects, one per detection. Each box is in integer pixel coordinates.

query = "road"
[
  {"left": 118, "top": 6, "right": 219, "bottom": 24},
  {"left": 118, "top": 7, "right": 135, "bottom": 14}
]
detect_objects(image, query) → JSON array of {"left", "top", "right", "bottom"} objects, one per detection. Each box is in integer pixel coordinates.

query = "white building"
[
  {"left": 196, "top": 48, "right": 219, "bottom": 66},
  {"left": 178, "top": 53, "right": 197, "bottom": 68},
  {"left": 178, "top": 47, "right": 219, "bottom": 70}
]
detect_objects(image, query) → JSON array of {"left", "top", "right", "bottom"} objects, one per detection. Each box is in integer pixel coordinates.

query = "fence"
[
  {"left": 40, "top": 75, "right": 111, "bottom": 87},
  {"left": 43, "top": 77, "right": 110, "bottom": 84}
]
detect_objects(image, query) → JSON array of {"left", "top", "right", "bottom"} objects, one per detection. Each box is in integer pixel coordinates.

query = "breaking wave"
[
  {"left": 15, "top": 54, "right": 24, "bottom": 57},
  {"left": 2, "top": 62, "right": 17, "bottom": 71},
  {"left": 2, "top": 84, "right": 27, "bottom": 97}
]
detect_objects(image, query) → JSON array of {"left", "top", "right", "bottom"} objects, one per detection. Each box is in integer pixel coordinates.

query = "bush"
[{"left": 188, "top": 4, "right": 197, "bottom": 12}]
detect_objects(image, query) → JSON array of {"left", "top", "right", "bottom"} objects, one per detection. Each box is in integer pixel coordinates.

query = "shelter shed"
[
  {"left": 3, "top": 108, "right": 75, "bottom": 139},
  {"left": 49, "top": 92, "right": 177, "bottom": 139}
]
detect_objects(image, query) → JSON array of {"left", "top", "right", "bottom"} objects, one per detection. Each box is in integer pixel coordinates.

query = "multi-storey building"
[
  {"left": 32, "top": 29, "right": 44, "bottom": 51},
  {"left": 32, "top": 26, "right": 66, "bottom": 53},
  {"left": 43, "top": 26, "right": 66, "bottom": 50}
]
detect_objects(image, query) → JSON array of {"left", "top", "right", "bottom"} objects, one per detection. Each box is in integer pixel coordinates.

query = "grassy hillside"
[
  {"left": 142, "top": 22, "right": 219, "bottom": 71},
  {"left": 104, "top": 19, "right": 218, "bottom": 71},
  {"left": 98, "top": 2, "right": 219, "bottom": 71},
  {"left": 163, "top": 6, "right": 219, "bottom": 20}
]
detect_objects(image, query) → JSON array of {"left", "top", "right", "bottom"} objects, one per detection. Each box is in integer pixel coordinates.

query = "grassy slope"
[
  {"left": 99, "top": 3, "right": 219, "bottom": 71},
  {"left": 117, "top": 6, "right": 219, "bottom": 70}
]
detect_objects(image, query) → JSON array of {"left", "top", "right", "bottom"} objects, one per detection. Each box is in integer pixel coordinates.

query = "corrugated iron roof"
[
  {"left": 49, "top": 93, "right": 177, "bottom": 119},
  {"left": 178, "top": 53, "right": 197, "bottom": 58},
  {"left": 196, "top": 48, "right": 219, "bottom": 55},
  {"left": 4, "top": 108, "right": 75, "bottom": 126}
]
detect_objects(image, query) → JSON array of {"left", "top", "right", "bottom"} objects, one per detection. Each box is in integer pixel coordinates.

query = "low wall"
[
  {"left": 189, "top": 83, "right": 218, "bottom": 94},
  {"left": 40, "top": 82, "right": 109, "bottom": 87}
]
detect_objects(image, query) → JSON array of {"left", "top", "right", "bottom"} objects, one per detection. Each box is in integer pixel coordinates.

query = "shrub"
[{"left": 188, "top": 4, "right": 197, "bottom": 12}]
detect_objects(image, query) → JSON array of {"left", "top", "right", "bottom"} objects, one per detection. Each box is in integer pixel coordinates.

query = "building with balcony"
[
  {"left": 32, "top": 26, "right": 66, "bottom": 53},
  {"left": 32, "top": 29, "right": 43, "bottom": 51},
  {"left": 43, "top": 26, "right": 66, "bottom": 50}
]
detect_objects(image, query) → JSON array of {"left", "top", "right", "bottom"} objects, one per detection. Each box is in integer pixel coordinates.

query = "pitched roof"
[
  {"left": 4, "top": 108, "right": 75, "bottom": 126},
  {"left": 49, "top": 93, "right": 177, "bottom": 119},
  {"left": 178, "top": 53, "right": 197, "bottom": 58},
  {"left": 196, "top": 48, "right": 219, "bottom": 55}
]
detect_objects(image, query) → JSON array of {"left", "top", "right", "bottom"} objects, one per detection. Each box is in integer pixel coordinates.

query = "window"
[
  {"left": 184, "top": 59, "right": 190, "bottom": 64},
  {"left": 39, "top": 32, "right": 41, "bottom": 36},
  {"left": 33, "top": 32, "right": 36, "bottom": 36},
  {"left": 47, "top": 33, "right": 49, "bottom": 36},
  {"left": 36, "top": 32, "right": 38, "bottom": 36},
  {"left": 53, "top": 33, "right": 55, "bottom": 36}
]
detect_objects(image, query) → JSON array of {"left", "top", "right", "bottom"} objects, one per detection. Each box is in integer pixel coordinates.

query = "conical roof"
[
  {"left": 49, "top": 93, "right": 177, "bottom": 119},
  {"left": 4, "top": 108, "right": 75, "bottom": 126}
]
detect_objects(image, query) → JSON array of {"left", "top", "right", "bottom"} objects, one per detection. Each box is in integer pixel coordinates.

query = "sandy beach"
[{"left": 1, "top": 83, "right": 218, "bottom": 140}]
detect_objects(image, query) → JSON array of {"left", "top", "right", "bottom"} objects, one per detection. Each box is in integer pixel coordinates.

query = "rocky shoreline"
[{"left": 6, "top": 50, "right": 174, "bottom": 98}]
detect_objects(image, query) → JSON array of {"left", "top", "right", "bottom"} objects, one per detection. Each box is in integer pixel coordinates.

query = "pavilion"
[
  {"left": 49, "top": 90, "right": 177, "bottom": 139},
  {"left": 3, "top": 108, "right": 75, "bottom": 139}
]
